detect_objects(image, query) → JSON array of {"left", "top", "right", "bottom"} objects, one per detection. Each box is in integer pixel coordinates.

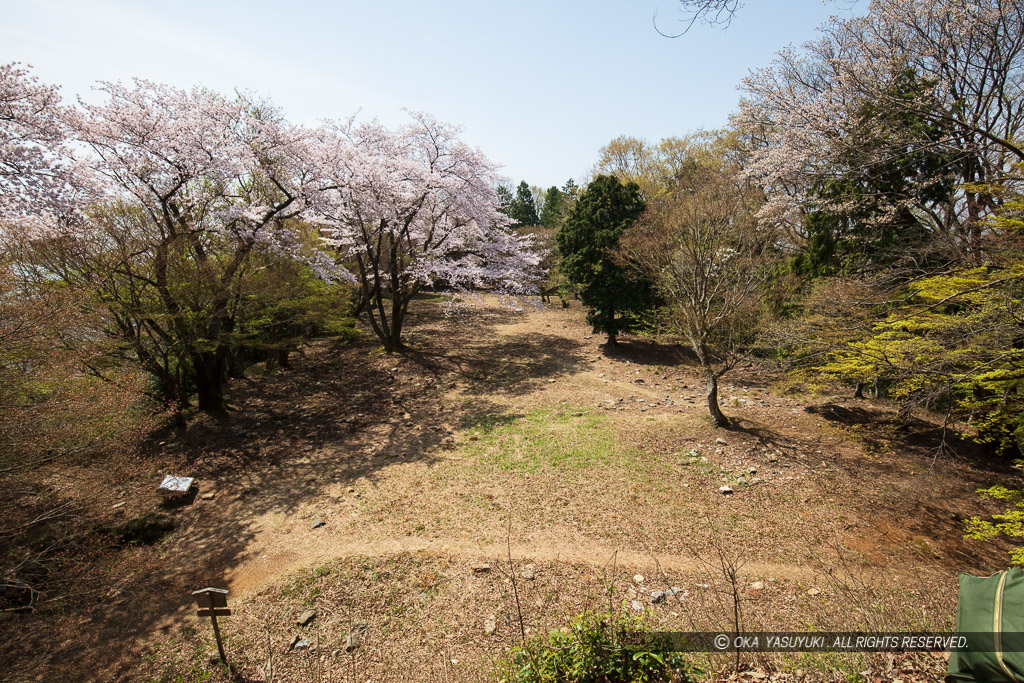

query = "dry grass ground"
[{"left": 0, "top": 295, "right": 1018, "bottom": 682}]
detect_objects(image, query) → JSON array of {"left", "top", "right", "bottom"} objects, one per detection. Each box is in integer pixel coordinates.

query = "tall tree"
[
  {"left": 41, "top": 81, "right": 331, "bottom": 414},
  {"left": 739, "top": 0, "right": 1024, "bottom": 266},
  {"left": 622, "top": 163, "right": 782, "bottom": 427},
  {"left": 508, "top": 180, "right": 541, "bottom": 226},
  {"left": 539, "top": 186, "right": 565, "bottom": 229},
  {"left": 556, "top": 174, "right": 652, "bottom": 345},
  {"left": 0, "top": 62, "right": 79, "bottom": 227},
  {"left": 496, "top": 184, "right": 514, "bottom": 217},
  {"left": 313, "top": 113, "right": 541, "bottom": 352}
]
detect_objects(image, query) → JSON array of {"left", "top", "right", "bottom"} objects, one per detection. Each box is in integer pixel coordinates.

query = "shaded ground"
[{"left": 0, "top": 296, "right": 1018, "bottom": 682}]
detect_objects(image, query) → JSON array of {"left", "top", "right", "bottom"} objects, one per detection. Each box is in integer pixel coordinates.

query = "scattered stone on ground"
[
  {"left": 720, "top": 485, "right": 734, "bottom": 495},
  {"left": 471, "top": 563, "right": 491, "bottom": 574},
  {"left": 310, "top": 519, "right": 326, "bottom": 529},
  {"left": 650, "top": 590, "right": 666, "bottom": 604},
  {"left": 297, "top": 609, "right": 317, "bottom": 626}
]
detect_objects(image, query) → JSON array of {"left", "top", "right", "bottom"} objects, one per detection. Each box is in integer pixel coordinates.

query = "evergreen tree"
[
  {"left": 508, "top": 180, "right": 541, "bottom": 226},
  {"left": 496, "top": 184, "right": 514, "bottom": 217},
  {"left": 540, "top": 186, "right": 565, "bottom": 228},
  {"left": 556, "top": 175, "right": 653, "bottom": 345}
]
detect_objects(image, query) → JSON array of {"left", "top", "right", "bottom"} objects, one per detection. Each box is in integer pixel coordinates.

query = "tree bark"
[
  {"left": 705, "top": 369, "right": 729, "bottom": 427},
  {"left": 193, "top": 348, "right": 228, "bottom": 413},
  {"left": 854, "top": 382, "right": 865, "bottom": 399}
]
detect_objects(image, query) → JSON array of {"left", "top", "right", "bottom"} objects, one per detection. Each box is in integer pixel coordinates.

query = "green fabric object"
[{"left": 948, "top": 567, "right": 1024, "bottom": 682}]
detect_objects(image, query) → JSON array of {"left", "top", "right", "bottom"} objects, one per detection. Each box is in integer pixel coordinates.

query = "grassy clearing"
[{"left": 464, "top": 407, "right": 626, "bottom": 474}]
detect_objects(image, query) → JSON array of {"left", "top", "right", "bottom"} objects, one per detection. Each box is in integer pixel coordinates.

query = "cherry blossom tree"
[
  {"left": 54, "top": 81, "right": 335, "bottom": 413},
  {"left": 312, "top": 112, "right": 542, "bottom": 352},
  {"left": 738, "top": 0, "right": 1024, "bottom": 266},
  {"left": 0, "top": 62, "right": 80, "bottom": 229}
]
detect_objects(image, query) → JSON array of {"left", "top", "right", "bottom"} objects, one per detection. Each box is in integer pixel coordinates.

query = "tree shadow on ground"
[
  {"left": 399, "top": 300, "right": 589, "bottom": 397},
  {"left": 595, "top": 337, "right": 694, "bottom": 367},
  {"left": 0, "top": 297, "right": 549, "bottom": 681},
  {"left": 729, "top": 401, "right": 1018, "bottom": 572}
]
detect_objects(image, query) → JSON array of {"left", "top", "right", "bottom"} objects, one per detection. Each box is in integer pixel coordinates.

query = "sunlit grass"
[{"left": 462, "top": 407, "right": 627, "bottom": 474}]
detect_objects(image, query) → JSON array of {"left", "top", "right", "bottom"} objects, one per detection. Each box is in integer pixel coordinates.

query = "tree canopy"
[{"left": 556, "top": 174, "right": 653, "bottom": 345}]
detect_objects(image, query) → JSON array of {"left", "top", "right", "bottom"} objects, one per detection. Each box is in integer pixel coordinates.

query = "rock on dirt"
[
  {"left": 310, "top": 519, "right": 326, "bottom": 529},
  {"left": 650, "top": 590, "right": 666, "bottom": 604},
  {"left": 297, "top": 609, "right": 317, "bottom": 626},
  {"left": 719, "top": 485, "right": 734, "bottom": 495},
  {"left": 521, "top": 564, "right": 536, "bottom": 580},
  {"left": 484, "top": 614, "right": 497, "bottom": 635},
  {"left": 472, "top": 563, "right": 491, "bottom": 574}
]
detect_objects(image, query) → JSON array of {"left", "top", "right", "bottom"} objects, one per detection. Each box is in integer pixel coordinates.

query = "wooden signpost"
[{"left": 192, "top": 587, "right": 231, "bottom": 663}]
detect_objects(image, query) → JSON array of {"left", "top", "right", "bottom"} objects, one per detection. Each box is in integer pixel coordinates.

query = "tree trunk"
[
  {"left": 193, "top": 348, "right": 228, "bottom": 413},
  {"left": 227, "top": 346, "right": 249, "bottom": 379},
  {"left": 854, "top": 382, "right": 865, "bottom": 399},
  {"left": 382, "top": 293, "right": 408, "bottom": 352},
  {"left": 350, "top": 291, "right": 368, "bottom": 319},
  {"left": 705, "top": 370, "right": 729, "bottom": 427}
]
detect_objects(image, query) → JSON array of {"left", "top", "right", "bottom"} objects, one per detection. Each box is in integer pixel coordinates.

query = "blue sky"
[{"left": 1, "top": 0, "right": 863, "bottom": 189}]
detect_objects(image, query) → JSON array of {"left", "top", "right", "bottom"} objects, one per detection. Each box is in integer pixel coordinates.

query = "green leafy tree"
[
  {"left": 792, "top": 71, "right": 955, "bottom": 277},
  {"left": 623, "top": 163, "right": 783, "bottom": 427},
  {"left": 496, "top": 184, "right": 514, "bottom": 217},
  {"left": 508, "top": 180, "right": 541, "bottom": 226},
  {"left": 966, "top": 485, "right": 1024, "bottom": 565},
  {"left": 539, "top": 186, "right": 565, "bottom": 229},
  {"left": 556, "top": 175, "right": 653, "bottom": 345}
]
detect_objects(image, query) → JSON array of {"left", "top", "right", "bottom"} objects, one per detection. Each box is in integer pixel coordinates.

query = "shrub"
[{"left": 496, "top": 611, "right": 701, "bottom": 683}]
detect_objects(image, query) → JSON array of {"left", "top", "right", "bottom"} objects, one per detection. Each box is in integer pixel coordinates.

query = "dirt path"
[
  {"left": 4, "top": 296, "right": 1014, "bottom": 682},
  {"left": 201, "top": 300, "right": 831, "bottom": 603}
]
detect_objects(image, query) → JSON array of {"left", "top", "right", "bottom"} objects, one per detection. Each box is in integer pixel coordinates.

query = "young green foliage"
[{"left": 556, "top": 175, "right": 654, "bottom": 345}]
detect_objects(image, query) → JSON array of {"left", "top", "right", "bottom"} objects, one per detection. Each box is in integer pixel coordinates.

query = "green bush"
[{"left": 496, "top": 611, "right": 701, "bottom": 683}]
